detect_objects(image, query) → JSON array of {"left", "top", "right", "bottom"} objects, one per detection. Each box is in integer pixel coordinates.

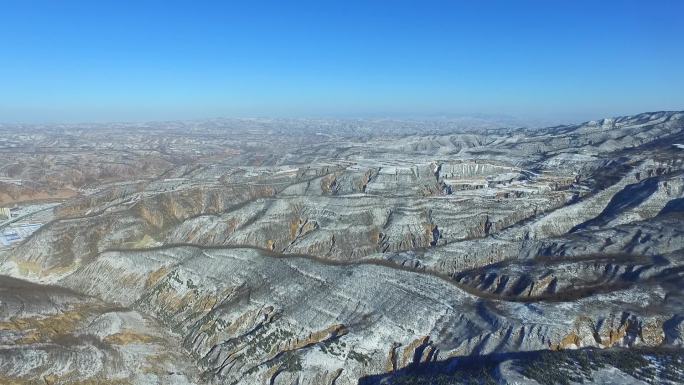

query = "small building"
[{"left": 0, "top": 208, "right": 10, "bottom": 220}]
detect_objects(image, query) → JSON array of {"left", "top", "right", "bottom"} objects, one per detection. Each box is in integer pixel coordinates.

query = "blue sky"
[{"left": 1, "top": 0, "right": 683, "bottom": 123}]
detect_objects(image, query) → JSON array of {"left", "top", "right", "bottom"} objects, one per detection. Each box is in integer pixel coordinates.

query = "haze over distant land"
[
  {"left": 0, "top": 113, "right": 564, "bottom": 132},
  {"left": 1, "top": 0, "right": 683, "bottom": 123}
]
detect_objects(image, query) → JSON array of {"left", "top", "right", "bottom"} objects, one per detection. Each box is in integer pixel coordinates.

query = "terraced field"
[{"left": 1, "top": 112, "right": 683, "bottom": 384}]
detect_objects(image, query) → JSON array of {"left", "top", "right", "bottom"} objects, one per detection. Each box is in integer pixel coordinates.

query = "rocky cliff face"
[{"left": 1, "top": 111, "right": 683, "bottom": 384}]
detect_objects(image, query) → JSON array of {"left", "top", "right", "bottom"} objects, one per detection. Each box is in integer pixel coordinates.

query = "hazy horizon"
[{"left": 6, "top": 110, "right": 683, "bottom": 130}]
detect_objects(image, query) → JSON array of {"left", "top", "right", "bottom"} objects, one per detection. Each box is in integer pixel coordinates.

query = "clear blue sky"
[{"left": 1, "top": 0, "right": 683, "bottom": 123}]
